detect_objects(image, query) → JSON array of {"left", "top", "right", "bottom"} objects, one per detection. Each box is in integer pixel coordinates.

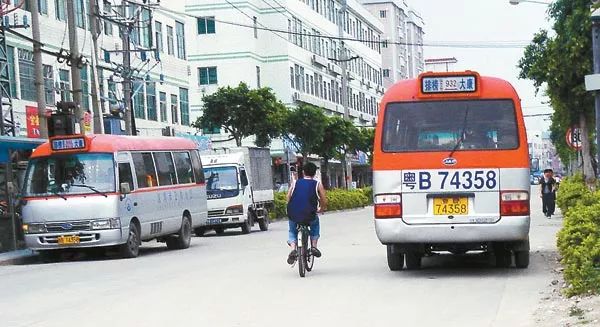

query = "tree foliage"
[
  {"left": 284, "top": 104, "right": 328, "bottom": 158},
  {"left": 518, "top": 0, "right": 598, "bottom": 180},
  {"left": 313, "top": 116, "right": 359, "bottom": 188},
  {"left": 192, "top": 82, "right": 288, "bottom": 147}
]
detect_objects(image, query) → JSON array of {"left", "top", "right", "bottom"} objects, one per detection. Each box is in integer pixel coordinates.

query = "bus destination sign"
[
  {"left": 51, "top": 137, "right": 86, "bottom": 151},
  {"left": 421, "top": 75, "right": 477, "bottom": 94}
]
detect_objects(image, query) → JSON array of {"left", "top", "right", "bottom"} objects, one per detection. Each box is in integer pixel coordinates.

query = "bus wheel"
[
  {"left": 258, "top": 209, "right": 270, "bottom": 231},
  {"left": 194, "top": 227, "right": 206, "bottom": 237},
  {"left": 405, "top": 251, "right": 422, "bottom": 270},
  {"left": 119, "top": 223, "right": 140, "bottom": 258},
  {"left": 515, "top": 250, "right": 530, "bottom": 268},
  {"left": 386, "top": 245, "right": 404, "bottom": 271},
  {"left": 167, "top": 216, "right": 192, "bottom": 250}
]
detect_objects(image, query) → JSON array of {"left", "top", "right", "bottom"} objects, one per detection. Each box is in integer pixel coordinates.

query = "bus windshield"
[
  {"left": 23, "top": 153, "right": 115, "bottom": 197},
  {"left": 382, "top": 99, "right": 519, "bottom": 152},
  {"left": 204, "top": 166, "right": 240, "bottom": 199}
]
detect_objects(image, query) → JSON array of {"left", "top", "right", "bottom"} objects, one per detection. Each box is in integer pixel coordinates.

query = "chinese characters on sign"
[
  {"left": 51, "top": 138, "right": 86, "bottom": 151},
  {"left": 26, "top": 106, "right": 40, "bottom": 138},
  {"left": 422, "top": 76, "right": 477, "bottom": 94}
]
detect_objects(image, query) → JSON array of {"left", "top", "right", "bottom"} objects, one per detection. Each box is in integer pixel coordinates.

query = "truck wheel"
[
  {"left": 166, "top": 216, "right": 192, "bottom": 250},
  {"left": 241, "top": 218, "right": 252, "bottom": 234},
  {"left": 194, "top": 227, "right": 206, "bottom": 237},
  {"left": 405, "top": 251, "right": 422, "bottom": 270},
  {"left": 258, "top": 209, "right": 270, "bottom": 231},
  {"left": 386, "top": 245, "right": 404, "bottom": 271},
  {"left": 214, "top": 227, "right": 225, "bottom": 235},
  {"left": 515, "top": 250, "right": 530, "bottom": 268},
  {"left": 119, "top": 223, "right": 140, "bottom": 258}
]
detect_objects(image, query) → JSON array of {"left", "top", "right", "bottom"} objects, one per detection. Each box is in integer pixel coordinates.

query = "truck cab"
[{"left": 199, "top": 148, "right": 273, "bottom": 235}]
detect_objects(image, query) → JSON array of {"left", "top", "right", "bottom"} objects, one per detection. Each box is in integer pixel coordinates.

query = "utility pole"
[
  {"left": 122, "top": 21, "right": 135, "bottom": 135},
  {"left": 89, "top": 0, "right": 104, "bottom": 134},
  {"left": 29, "top": 0, "right": 48, "bottom": 139},
  {"left": 338, "top": 0, "right": 352, "bottom": 189},
  {"left": 592, "top": 10, "right": 600, "bottom": 177},
  {"left": 66, "top": 0, "right": 85, "bottom": 132}
]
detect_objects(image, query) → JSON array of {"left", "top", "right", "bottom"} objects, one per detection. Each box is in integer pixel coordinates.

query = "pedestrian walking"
[{"left": 540, "top": 168, "right": 557, "bottom": 218}]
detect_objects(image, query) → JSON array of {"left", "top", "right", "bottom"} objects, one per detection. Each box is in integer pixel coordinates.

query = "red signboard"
[
  {"left": 566, "top": 127, "right": 582, "bottom": 150},
  {"left": 26, "top": 106, "right": 40, "bottom": 138}
]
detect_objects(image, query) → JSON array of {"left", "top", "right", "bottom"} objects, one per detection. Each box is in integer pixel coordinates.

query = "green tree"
[
  {"left": 354, "top": 127, "right": 375, "bottom": 162},
  {"left": 314, "top": 116, "right": 358, "bottom": 188},
  {"left": 518, "top": 0, "right": 598, "bottom": 181},
  {"left": 284, "top": 104, "right": 328, "bottom": 159},
  {"left": 193, "top": 82, "right": 288, "bottom": 147}
]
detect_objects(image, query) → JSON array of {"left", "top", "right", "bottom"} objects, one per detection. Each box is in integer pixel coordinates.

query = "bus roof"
[{"left": 31, "top": 134, "right": 198, "bottom": 158}]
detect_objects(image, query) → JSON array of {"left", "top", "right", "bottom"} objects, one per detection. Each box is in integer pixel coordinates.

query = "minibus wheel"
[
  {"left": 38, "top": 249, "right": 61, "bottom": 263},
  {"left": 405, "top": 251, "right": 422, "bottom": 270},
  {"left": 386, "top": 245, "right": 404, "bottom": 271},
  {"left": 119, "top": 223, "right": 140, "bottom": 258},
  {"left": 166, "top": 216, "right": 192, "bottom": 250},
  {"left": 515, "top": 250, "right": 530, "bottom": 268},
  {"left": 493, "top": 244, "right": 512, "bottom": 268}
]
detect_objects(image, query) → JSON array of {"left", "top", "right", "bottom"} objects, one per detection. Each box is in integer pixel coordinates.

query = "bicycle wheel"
[
  {"left": 298, "top": 228, "right": 306, "bottom": 277},
  {"left": 306, "top": 233, "right": 315, "bottom": 272}
]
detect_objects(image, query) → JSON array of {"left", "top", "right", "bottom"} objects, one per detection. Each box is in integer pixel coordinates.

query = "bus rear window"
[{"left": 382, "top": 99, "right": 519, "bottom": 152}]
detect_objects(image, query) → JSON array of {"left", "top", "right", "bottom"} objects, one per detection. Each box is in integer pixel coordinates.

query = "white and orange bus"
[
  {"left": 20, "top": 134, "right": 208, "bottom": 259},
  {"left": 373, "top": 71, "right": 530, "bottom": 270}
]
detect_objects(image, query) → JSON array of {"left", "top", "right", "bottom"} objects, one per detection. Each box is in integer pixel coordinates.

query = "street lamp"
[{"left": 509, "top": 0, "right": 551, "bottom": 5}]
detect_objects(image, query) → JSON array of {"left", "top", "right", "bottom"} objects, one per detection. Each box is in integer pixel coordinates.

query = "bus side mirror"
[{"left": 120, "top": 182, "right": 131, "bottom": 195}]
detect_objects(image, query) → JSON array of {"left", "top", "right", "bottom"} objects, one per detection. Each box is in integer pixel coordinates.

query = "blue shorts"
[{"left": 288, "top": 217, "right": 320, "bottom": 244}]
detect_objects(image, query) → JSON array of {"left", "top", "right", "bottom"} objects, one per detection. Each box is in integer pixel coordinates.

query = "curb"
[
  {"left": 0, "top": 249, "right": 38, "bottom": 266},
  {"left": 270, "top": 205, "right": 373, "bottom": 222}
]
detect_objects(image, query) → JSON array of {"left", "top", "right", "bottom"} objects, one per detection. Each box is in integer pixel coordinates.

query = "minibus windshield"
[
  {"left": 23, "top": 153, "right": 115, "bottom": 197},
  {"left": 382, "top": 99, "right": 519, "bottom": 152},
  {"left": 204, "top": 166, "right": 240, "bottom": 199}
]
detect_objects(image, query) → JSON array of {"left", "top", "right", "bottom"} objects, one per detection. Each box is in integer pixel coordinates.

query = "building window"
[
  {"left": 159, "top": 92, "right": 167, "bottom": 122},
  {"left": 175, "top": 21, "right": 186, "bottom": 59},
  {"left": 290, "top": 67, "right": 294, "bottom": 88},
  {"left": 43, "top": 65, "right": 55, "bottom": 106},
  {"left": 382, "top": 69, "right": 390, "bottom": 78},
  {"left": 80, "top": 65, "right": 89, "bottom": 110},
  {"left": 167, "top": 25, "right": 174, "bottom": 55},
  {"left": 18, "top": 49, "right": 35, "bottom": 101},
  {"left": 155, "top": 21, "right": 163, "bottom": 53},
  {"left": 59, "top": 69, "right": 71, "bottom": 101},
  {"left": 198, "top": 67, "right": 217, "bottom": 85},
  {"left": 382, "top": 40, "right": 388, "bottom": 48},
  {"left": 179, "top": 88, "right": 189, "bottom": 126},
  {"left": 253, "top": 16, "right": 257, "bottom": 38},
  {"left": 6, "top": 46, "right": 16, "bottom": 98},
  {"left": 103, "top": 2, "right": 113, "bottom": 35},
  {"left": 133, "top": 81, "right": 145, "bottom": 119},
  {"left": 38, "top": 0, "right": 48, "bottom": 14},
  {"left": 75, "top": 0, "right": 85, "bottom": 28},
  {"left": 256, "top": 66, "right": 261, "bottom": 88},
  {"left": 170, "top": 94, "right": 178, "bottom": 124},
  {"left": 140, "top": 8, "right": 152, "bottom": 48},
  {"left": 146, "top": 82, "right": 157, "bottom": 121},
  {"left": 108, "top": 77, "right": 117, "bottom": 105},
  {"left": 197, "top": 16, "right": 216, "bottom": 34}
]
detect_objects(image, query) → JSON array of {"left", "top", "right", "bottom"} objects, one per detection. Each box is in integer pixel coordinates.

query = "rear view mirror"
[
  {"left": 240, "top": 170, "right": 249, "bottom": 187},
  {"left": 120, "top": 182, "right": 131, "bottom": 195}
]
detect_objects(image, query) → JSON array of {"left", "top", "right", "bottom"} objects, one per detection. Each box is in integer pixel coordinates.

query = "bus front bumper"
[
  {"left": 375, "top": 216, "right": 530, "bottom": 244},
  {"left": 24, "top": 229, "right": 125, "bottom": 250}
]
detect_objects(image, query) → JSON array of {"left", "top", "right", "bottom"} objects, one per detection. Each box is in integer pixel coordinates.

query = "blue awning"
[{"left": 0, "top": 136, "right": 46, "bottom": 163}]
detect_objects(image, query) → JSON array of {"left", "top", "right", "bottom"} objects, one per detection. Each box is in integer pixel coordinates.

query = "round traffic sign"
[{"left": 566, "top": 127, "right": 582, "bottom": 150}]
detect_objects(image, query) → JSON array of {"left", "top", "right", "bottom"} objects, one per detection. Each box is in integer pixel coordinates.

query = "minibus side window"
[
  {"left": 173, "top": 151, "right": 195, "bottom": 184},
  {"left": 153, "top": 152, "right": 177, "bottom": 186},
  {"left": 190, "top": 150, "right": 205, "bottom": 184},
  {"left": 118, "top": 163, "right": 134, "bottom": 191},
  {"left": 132, "top": 152, "right": 158, "bottom": 188}
]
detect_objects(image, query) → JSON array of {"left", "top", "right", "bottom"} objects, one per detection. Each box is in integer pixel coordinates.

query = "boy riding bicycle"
[{"left": 286, "top": 162, "right": 327, "bottom": 264}]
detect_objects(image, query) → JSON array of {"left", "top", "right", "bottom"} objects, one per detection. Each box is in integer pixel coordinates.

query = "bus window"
[
  {"left": 132, "top": 152, "right": 157, "bottom": 188},
  {"left": 191, "top": 150, "right": 205, "bottom": 184},
  {"left": 173, "top": 151, "right": 194, "bottom": 184},
  {"left": 118, "top": 162, "right": 134, "bottom": 191},
  {"left": 382, "top": 99, "right": 519, "bottom": 152},
  {"left": 153, "top": 152, "right": 176, "bottom": 186}
]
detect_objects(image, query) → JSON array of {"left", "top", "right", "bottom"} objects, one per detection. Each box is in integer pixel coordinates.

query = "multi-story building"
[
  {"left": 2, "top": 1, "right": 195, "bottom": 137},
  {"left": 186, "top": 0, "right": 385, "bottom": 131},
  {"left": 361, "top": 0, "right": 424, "bottom": 88}
]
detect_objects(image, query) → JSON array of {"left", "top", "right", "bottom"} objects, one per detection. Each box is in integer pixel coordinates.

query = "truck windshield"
[
  {"left": 23, "top": 153, "right": 115, "bottom": 197},
  {"left": 204, "top": 166, "right": 239, "bottom": 199},
  {"left": 382, "top": 99, "right": 519, "bottom": 152}
]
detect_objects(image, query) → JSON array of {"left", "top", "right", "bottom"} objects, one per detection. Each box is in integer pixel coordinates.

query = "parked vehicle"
[
  {"left": 199, "top": 147, "right": 274, "bottom": 235},
  {"left": 373, "top": 71, "right": 531, "bottom": 270},
  {"left": 21, "top": 134, "right": 208, "bottom": 259}
]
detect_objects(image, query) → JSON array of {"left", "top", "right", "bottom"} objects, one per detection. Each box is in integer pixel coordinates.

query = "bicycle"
[{"left": 296, "top": 222, "right": 315, "bottom": 278}]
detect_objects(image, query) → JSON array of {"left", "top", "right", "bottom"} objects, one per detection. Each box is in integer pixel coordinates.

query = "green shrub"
[
  {"left": 557, "top": 201, "right": 600, "bottom": 296},
  {"left": 556, "top": 174, "right": 597, "bottom": 216},
  {"left": 270, "top": 187, "right": 373, "bottom": 219}
]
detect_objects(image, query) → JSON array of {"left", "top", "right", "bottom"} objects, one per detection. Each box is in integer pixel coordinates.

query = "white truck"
[{"left": 198, "top": 147, "right": 274, "bottom": 235}]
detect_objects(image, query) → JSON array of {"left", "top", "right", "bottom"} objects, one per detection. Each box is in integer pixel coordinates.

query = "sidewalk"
[{"left": 0, "top": 249, "right": 38, "bottom": 266}]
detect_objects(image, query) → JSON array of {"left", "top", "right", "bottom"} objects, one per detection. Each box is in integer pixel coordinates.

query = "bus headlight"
[
  {"left": 23, "top": 223, "right": 46, "bottom": 234},
  {"left": 225, "top": 205, "right": 244, "bottom": 215},
  {"left": 91, "top": 218, "right": 121, "bottom": 230}
]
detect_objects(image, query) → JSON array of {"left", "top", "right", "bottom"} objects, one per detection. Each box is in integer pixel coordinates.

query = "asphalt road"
[{"left": 0, "top": 190, "right": 561, "bottom": 327}]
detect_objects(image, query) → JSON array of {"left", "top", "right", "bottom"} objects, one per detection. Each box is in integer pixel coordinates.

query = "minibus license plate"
[
  {"left": 433, "top": 197, "right": 468, "bottom": 215},
  {"left": 208, "top": 218, "right": 221, "bottom": 225},
  {"left": 57, "top": 235, "right": 80, "bottom": 245}
]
